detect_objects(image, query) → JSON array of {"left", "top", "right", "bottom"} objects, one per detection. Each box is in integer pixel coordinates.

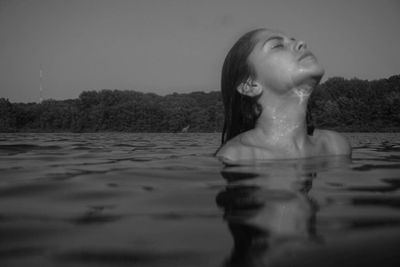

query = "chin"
[
  {"left": 293, "top": 64, "right": 325, "bottom": 87},
  {"left": 310, "top": 59, "right": 325, "bottom": 78},
  {"left": 313, "top": 64, "right": 325, "bottom": 80}
]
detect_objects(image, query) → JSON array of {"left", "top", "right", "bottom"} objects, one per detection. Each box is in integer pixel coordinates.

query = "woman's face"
[{"left": 248, "top": 29, "right": 324, "bottom": 95}]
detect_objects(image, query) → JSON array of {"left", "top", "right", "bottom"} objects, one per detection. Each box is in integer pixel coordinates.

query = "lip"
[{"left": 298, "top": 51, "right": 315, "bottom": 62}]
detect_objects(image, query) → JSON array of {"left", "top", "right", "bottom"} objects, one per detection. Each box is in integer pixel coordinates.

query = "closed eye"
[
  {"left": 272, "top": 43, "right": 284, "bottom": 49},
  {"left": 262, "top": 36, "right": 284, "bottom": 48}
]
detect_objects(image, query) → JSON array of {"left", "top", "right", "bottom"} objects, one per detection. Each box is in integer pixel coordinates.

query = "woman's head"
[
  {"left": 246, "top": 29, "right": 325, "bottom": 96},
  {"left": 220, "top": 29, "right": 323, "bottom": 144}
]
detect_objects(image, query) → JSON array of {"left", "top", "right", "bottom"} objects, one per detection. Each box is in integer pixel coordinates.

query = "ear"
[{"left": 236, "top": 78, "right": 263, "bottom": 97}]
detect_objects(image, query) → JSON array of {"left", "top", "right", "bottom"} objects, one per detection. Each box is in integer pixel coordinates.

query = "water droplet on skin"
[{"left": 294, "top": 88, "right": 311, "bottom": 104}]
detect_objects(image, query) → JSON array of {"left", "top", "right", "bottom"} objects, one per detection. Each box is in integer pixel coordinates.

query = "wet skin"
[{"left": 216, "top": 29, "right": 351, "bottom": 162}]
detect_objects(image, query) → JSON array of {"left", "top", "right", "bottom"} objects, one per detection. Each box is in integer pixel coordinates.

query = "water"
[{"left": 0, "top": 132, "right": 399, "bottom": 267}]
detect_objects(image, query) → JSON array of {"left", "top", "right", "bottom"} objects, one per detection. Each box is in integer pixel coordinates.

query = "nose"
[{"left": 295, "top": 40, "right": 307, "bottom": 51}]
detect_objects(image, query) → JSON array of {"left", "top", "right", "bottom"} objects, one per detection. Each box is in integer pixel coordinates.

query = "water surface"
[{"left": 0, "top": 132, "right": 400, "bottom": 266}]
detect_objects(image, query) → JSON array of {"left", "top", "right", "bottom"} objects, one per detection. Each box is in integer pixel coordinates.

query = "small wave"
[
  {"left": 54, "top": 248, "right": 200, "bottom": 265},
  {"left": 0, "top": 144, "right": 62, "bottom": 155},
  {"left": 346, "top": 217, "right": 400, "bottom": 230},
  {"left": 0, "top": 183, "right": 65, "bottom": 198},
  {"left": 60, "top": 190, "right": 126, "bottom": 201},
  {"left": 0, "top": 246, "right": 44, "bottom": 260},
  {"left": 352, "top": 196, "right": 400, "bottom": 209},
  {"left": 345, "top": 178, "right": 400, "bottom": 193},
  {"left": 113, "top": 143, "right": 136, "bottom": 148},
  {"left": 352, "top": 163, "right": 400, "bottom": 171},
  {"left": 69, "top": 213, "right": 123, "bottom": 225}
]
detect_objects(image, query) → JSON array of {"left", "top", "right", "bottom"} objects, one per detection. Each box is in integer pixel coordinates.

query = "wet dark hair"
[
  {"left": 220, "top": 28, "right": 265, "bottom": 144},
  {"left": 220, "top": 28, "right": 314, "bottom": 145}
]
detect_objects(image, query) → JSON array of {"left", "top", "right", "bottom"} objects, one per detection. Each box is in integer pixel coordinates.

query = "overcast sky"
[{"left": 1, "top": 0, "right": 399, "bottom": 102}]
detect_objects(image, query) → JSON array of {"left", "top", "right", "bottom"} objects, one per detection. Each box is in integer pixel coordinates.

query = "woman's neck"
[{"left": 252, "top": 86, "right": 312, "bottom": 149}]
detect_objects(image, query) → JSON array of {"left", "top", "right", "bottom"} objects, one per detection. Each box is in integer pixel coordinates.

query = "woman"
[{"left": 216, "top": 28, "right": 351, "bottom": 162}]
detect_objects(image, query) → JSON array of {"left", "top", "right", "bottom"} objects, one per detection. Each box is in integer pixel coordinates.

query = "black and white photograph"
[{"left": 1, "top": 0, "right": 400, "bottom": 266}]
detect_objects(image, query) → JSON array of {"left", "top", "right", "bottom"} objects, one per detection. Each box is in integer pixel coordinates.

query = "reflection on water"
[
  {"left": 216, "top": 156, "right": 400, "bottom": 267},
  {"left": 0, "top": 132, "right": 400, "bottom": 266},
  {"left": 216, "top": 161, "right": 323, "bottom": 267}
]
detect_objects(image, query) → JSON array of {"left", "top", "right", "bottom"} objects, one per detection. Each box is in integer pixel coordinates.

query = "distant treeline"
[{"left": 1, "top": 75, "right": 399, "bottom": 133}]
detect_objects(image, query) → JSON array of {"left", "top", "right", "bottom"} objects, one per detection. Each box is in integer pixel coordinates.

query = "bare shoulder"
[
  {"left": 215, "top": 136, "right": 248, "bottom": 163},
  {"left": 215, "top": 134, "right": 262, "bottom": 163},
  {"left": 313, "top": 129, "right": 352, "bottom": 156},
  {"left": 215, "top": 132, "right": 279, "bottom": 163}
]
